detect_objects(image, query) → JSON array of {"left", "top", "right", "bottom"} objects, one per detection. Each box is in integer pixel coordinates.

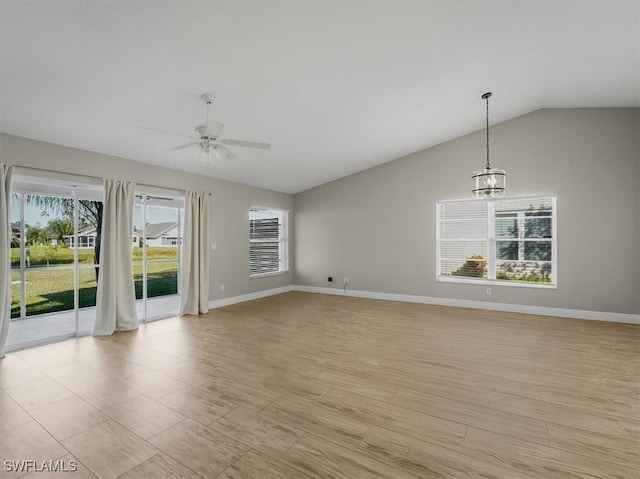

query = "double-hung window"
[
  {"left": 249, "top": 206, "right": 288, "bottom": 277},
  {"left": 437, "top": 196, "right": 556, "bottom": 287}
]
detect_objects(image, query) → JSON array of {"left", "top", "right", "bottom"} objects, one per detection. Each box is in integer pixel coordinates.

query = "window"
[
  {"left": 437, "top": 196, "right": 556, "bottom": 286},
  {"left": 249, "top": 207, "right": 288, "bottom": 277}
]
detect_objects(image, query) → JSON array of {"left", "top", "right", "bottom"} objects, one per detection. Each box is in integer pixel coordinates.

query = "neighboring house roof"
[
  {"left": 144, "top": 222, "right": 178, "bottom": 239},
  {"left": 64, "top": 226, "right": 96, "bottom": 238},
  {"left": 65, "top": 222, "right": 178, "bottom": 239},
  {"left": 78, "top": 226, "right": 96, "bottom": 236}
]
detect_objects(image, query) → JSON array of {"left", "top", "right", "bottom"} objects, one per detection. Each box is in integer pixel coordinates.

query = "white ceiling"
[{"left": 1, "top": 2, "right": 638, "bottom": 194}]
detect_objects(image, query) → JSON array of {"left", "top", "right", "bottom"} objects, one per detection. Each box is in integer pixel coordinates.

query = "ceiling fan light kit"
[
  {"left": 472, "top": 91, "right": 506, "bottom": 198},
  {"left": 142, "top": 92, "right": 271, "bottom": 164}
]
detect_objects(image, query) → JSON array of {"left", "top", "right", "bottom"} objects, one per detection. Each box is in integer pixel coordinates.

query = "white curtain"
[
  {"left": 180, "top": 191, "right": 209, "bottom": 316},
  {"left": 93, "top": 180, "right": 138, "bottom": 335},
  {"left": 0, "top": 164, "right": 14, "bottom": 357}
]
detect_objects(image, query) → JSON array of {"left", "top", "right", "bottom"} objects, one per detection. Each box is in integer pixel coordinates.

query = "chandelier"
[{"left": 472, "top": 92, "right": 505, "bottom": 197}]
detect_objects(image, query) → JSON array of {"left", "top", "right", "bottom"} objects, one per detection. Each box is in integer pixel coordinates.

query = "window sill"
[
  {"left": 437, "top": 276, "right": 557, "bottom": 289},
  {"left": 250, "top": 270, "right": 289, "bottom": 279}
]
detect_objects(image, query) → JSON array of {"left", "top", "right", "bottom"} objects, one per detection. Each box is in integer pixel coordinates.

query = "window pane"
[
  {"left": 495, "top": 214, "right": 517, "bottom": 238},
  {"left": 524, "top": 241, "right": 552, "bottom": 261},
  {"left": 11, "top": 193, "right": 21, "bottom": 267},
  {"left": 133, "top": 264, "right": 144, "bottom": 300},
  {"left": 78, "top": 267, "right": 98, "bottom": 309},
  {"left": 497, "top": 241, "right": 518, "bottom": 260},
  {"left": 250, "top": 242, "right": 281, "bottom": 275},
  {"left": 133, "top": 203, "right": 143, "bottom": 261},
  {"left": 525, "top": 217, "right": 551, "bottom": 238},
  {"left": 145, "top": 206, "right": 180, "bottom": 258},
  {"left": 250, "top": 213, "right": 281, "bottom": 239},
  {"left": 133, "top": 197, "right": 183, "bottom": 320},
  {"left": 439, "top": 241, "right": 487, "bottom": 260},
  {"left": 147, "top": 262, "right": 178, "bottom": 298},
  {"left": 134, "top": 262, "right": 179, "bottom": 300},
  {"left": 441, "top": 256, "right": 488, "bottom": 279},
  {"left": 11, "top": 270, "right": 20, "bottom": 319},
  {"left": 25, "top": 268, "right": 74, "bottom": 317},
  {"left": 440, "top": 218, "right": 488, "bottom": 239},
  {"left": 497, "top": 260, "right": 552, "bottom": 283},
  {"left": 11, "top": 247, "right": 20, "bottom": 268}
]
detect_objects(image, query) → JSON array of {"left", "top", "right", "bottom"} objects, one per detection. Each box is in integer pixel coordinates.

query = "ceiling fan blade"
[
  {"left": 220, "top": 139, "right": 271, "bottom": 150},
  {"left": 214, "top": 144, "right": 237, "bottom": 161},
  {"left": 139, "top": 127, "right": 197, "bottom": 140},
  {"left": 165, "top": 142, "right": 201, "bottom": 151}
]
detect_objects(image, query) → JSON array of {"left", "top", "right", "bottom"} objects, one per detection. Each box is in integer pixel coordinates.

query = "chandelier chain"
[{"left": 485, "top": 94, "right": 490, "bottom": 169}]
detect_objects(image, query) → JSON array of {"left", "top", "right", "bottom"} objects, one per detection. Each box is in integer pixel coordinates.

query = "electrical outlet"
[
  {"left": 220, "top": 284, "right": 225, "bottom": 292},
  {"left": 486, "top": 288, "right": 492, "bottom": 295}
]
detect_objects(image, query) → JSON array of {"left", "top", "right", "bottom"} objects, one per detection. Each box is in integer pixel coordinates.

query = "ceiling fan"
[{"left": 141, "top": 93, "right": 271, "bottom": 163}]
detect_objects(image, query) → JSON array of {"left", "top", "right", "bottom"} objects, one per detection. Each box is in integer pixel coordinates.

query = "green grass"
[
  {"left": 10, "top": 246, "right": 179, "bottom": 318},
  {"left": 11, "top": 245, "right": 178, "bottom": 267}
]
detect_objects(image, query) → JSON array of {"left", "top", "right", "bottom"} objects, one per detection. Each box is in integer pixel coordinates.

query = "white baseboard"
[
  {"left": 208, "top": 285, "right": 295, "bottom": 309},
  {"left": 293, "top": 285, "right": 640, "bottom": 325},
  {"left": 206, "top": 284, "right": 639, "bottom": 325}
]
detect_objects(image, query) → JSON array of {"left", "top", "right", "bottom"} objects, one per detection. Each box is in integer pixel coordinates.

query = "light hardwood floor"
[{"left": 1, "top": 291, "right": 639, "bottom": 478}]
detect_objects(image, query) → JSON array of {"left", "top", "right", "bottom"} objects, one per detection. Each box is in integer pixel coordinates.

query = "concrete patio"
[{"left": 6, "top": 295, "right": 180, "bottom": 351}]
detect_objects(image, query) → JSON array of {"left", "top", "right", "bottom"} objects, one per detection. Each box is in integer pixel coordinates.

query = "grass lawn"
[
  {"left": 11, "top": 246, "right": 179, "bottom": 318},
  {"left": 11, "top": 245, "right": 178, "bottom": 267}
]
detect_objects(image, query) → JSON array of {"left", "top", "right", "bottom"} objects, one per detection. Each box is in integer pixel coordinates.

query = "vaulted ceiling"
[{"left": 1, "top": 2, "right": 638, "bottom": 193}]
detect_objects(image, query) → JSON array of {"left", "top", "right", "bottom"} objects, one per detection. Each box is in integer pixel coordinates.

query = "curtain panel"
[
  {"left": 93, "top": 179, "right": 138, "bottom": 335},
  {"left": 180, "top": 191, "right": 209, "bottom": 316},
  {"left": 0, "top": 164, "right": 14, "bottom": 357}
]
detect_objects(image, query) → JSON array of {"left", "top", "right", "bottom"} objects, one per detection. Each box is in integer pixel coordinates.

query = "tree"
[
  {"left": 24, "top": 195, "right": 103, "bottom": 280},
  {"left": 44, "top": 244, "right": 58, "bottom": 267},
  {"left": 47, "top": 217, "right": 74, "bottom": 247},
  {"left": 26, "top": 225, "right": 49, "bottom": 245}
]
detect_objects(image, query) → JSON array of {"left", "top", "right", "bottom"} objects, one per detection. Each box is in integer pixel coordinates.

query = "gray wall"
[
  {"left": 294, "top": 109, "right": 640, "bottom": 315},
  {"left": 0, "top": 133, "right": 294, "bottom": 302}
]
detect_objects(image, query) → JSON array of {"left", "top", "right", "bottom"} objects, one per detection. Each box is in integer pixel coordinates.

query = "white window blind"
[
  {"left": 249, "top": 207, "right": 288, "bottom": 277},
  {"left": 437, "top": 196, "right": 556, "bottom": 286}
]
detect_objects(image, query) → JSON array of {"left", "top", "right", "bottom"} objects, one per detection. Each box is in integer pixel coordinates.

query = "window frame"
[
  {"left": 249, "top": 205, "right": 289, "bottom": 278},
  {"left": 436, "top": 195, "right": 557, "bottom": 289}
]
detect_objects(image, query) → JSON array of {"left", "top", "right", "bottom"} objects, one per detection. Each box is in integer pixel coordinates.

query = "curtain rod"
[
  {"left": 13, "top": 164, "right": 210, "bottom": 196},
  {"left": 14, "top": 165, "right": 102, "bottom": 184}
]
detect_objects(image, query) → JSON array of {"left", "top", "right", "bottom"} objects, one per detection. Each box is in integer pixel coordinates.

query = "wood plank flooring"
[{"left": 1, "top": 291, "right": 639, "bottom": 478}]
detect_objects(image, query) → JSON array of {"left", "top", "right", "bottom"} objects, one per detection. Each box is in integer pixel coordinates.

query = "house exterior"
[
  {"left": 11, "top": 222, "right": 20, "bottom": 247},
  {"left": 143, "top": 222, "right": 181, "bottom": 247},
  {"left": 64, "top": 222, "right": 179, "bottom": 248}
]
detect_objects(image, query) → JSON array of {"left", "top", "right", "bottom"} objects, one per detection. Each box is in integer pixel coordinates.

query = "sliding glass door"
[
  {"left": 8, "top": 177, "right": 103, "bottom": 350},
  {"left": 133, "top": 192, "right": 183, "bottom": 321},
  {"left": 7, "top": 176, "right": 184, "bottom": 351}
]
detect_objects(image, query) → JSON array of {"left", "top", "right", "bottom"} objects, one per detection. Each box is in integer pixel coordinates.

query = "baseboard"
[
  {"left": 208, "top": 285, "right": 296, "bottom": 309},
  {"left": 205, "top": 283, "right": 639, "bottom": 324},
  {"left": 293, "top": 285, "right": 640, "bottom": 325}
]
